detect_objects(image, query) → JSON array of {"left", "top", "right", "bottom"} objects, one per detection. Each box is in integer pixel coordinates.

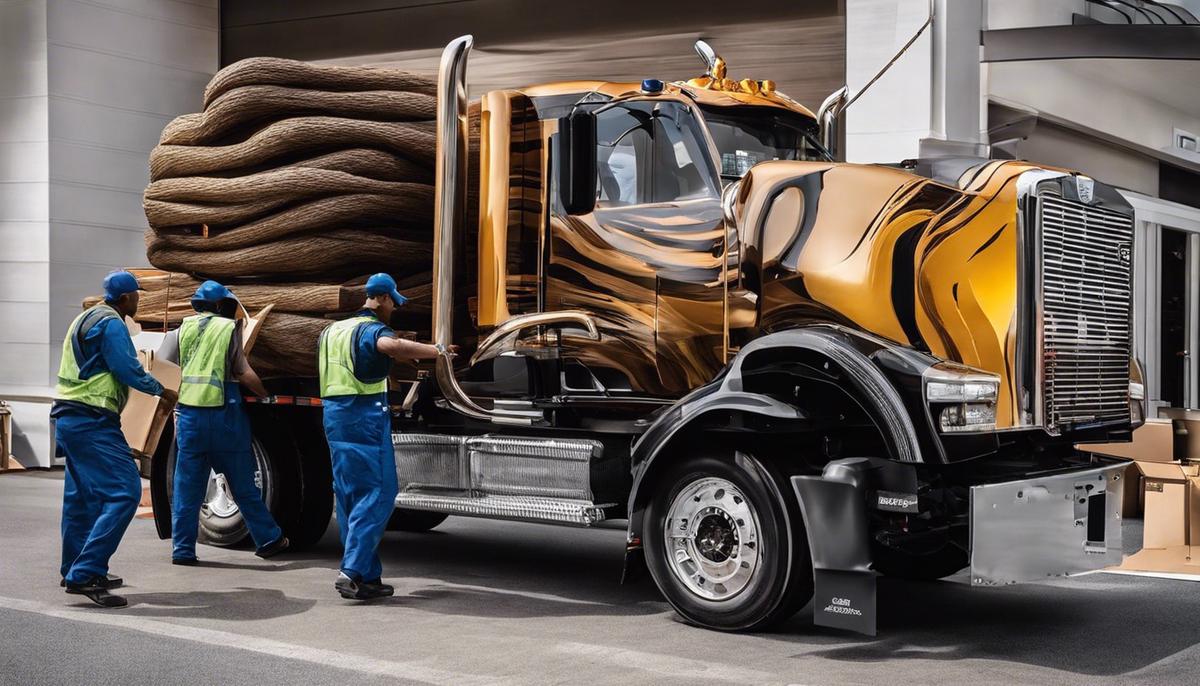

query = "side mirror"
[
  {"left": 816, "top": 86, "right": 848, "bottom": 161},
  {"left": 559, "top": 110, "right": 596, "bottom": 215}
]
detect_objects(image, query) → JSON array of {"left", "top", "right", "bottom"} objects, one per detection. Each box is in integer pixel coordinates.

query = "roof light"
[{"left": 640, "top": 79, "right": 664, "bottom": 94}]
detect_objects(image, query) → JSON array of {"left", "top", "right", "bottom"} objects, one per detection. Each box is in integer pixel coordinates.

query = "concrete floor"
[{"left": 1, "top": 470, "right": 1197, "bottom": 686}]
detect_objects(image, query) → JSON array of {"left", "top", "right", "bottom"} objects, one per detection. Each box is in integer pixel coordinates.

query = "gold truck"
[{"left": 149, "top": 35, "right": 1143, "bottom": 635}]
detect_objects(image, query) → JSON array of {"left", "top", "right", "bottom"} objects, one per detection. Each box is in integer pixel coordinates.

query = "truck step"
[{"left": 394, "top": 492, "right": 609, "bottom": 526}]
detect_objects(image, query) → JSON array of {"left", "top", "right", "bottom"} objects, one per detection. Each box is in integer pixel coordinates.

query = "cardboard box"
[
  {"left": 1157, "top": 408, "right": 1200, "bottom": 462},
  {"left": 119, "top": 305, "right": 271, "bottom": 461},
  {"left": 121, "top": 350, "right": 180, "bottom": 459},
  {"left": 1116, "top": 461, "right": 1200, "bottom": 577},
  {"left": 1138, "top": 461, "right": 1198, "bottom": 548},
  {"left": 1081, "top": 418, "right": 1175, "bottom": 463}
]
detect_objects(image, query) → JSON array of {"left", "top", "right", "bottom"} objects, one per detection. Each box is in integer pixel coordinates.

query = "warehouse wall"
[{"left": 0, "top": 0, "right": 219, "bottom": 468}]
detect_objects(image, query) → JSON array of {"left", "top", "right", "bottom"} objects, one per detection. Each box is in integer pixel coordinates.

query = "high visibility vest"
[
  {"left": 178, "top": 313, "right": 236, "bottom": 407},
  {"left": 319, "top": 316, "right": 387, "bottom": 398},
  {"left": 56, "top": 303, "right": 127, "bottom": 413}
]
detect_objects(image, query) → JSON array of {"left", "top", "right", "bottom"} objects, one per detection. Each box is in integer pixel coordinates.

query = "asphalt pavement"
[{"left": 1, "top": 470, "right": 1198, "bottom": 685}]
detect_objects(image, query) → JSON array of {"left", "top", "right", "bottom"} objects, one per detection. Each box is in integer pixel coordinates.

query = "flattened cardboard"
[
  {"left": 120, "top": 350, "right": 180, "bottom": 458},
  {"left": 1082, "top": 419, "right": 1175, "bottom": 463}
]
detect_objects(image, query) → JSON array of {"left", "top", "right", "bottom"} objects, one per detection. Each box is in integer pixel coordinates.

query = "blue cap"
[
  {"left": 102, "top": 270, "right": 142, "bottom": 303},
  {"left": 640, "top": 79, "right": 664, "bottom": 94},
  {"left": 190, "top": 280, "right": 237, "bottom": 307},
  {"left": 365, "top": 273, "right": 407, "bottom": 306}
]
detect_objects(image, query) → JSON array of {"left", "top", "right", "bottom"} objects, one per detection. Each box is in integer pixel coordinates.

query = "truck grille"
[{"left": 1037, "top": 193, "right": 1133, "bottom": 428}]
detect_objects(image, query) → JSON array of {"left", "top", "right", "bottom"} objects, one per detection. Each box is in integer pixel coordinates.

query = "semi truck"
[{"left": 145, "top": 35, "right": 1142, "bottom": 635}]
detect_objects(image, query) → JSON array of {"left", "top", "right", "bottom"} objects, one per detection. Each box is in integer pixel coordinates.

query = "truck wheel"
[
  {"left": 870, "top": 536, "right": 967, "bottom": 581},
  {"left": 195, "top": 436, "right": 277, "bottom": 547},
  {"left": 642, "top": 451, "right": 813, "bottom": 632},
  {"left": 387, "top": 509, "right": 448, "bottom": 532}
]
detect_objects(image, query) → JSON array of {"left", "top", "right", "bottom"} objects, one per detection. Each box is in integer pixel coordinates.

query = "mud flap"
[{"left": 791, "top": 459, "right": 877, "bottom": 636}]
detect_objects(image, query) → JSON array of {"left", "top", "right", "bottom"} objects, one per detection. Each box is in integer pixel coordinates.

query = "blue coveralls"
[
  {"left": 171, "top": 353, "right": 283, "bottom": 561},
  {"left": 323, "top": 312, "right": 398, "bottom": 582},
  {"left": 53, "top": 316, "right": 163, "bottom": 585}
]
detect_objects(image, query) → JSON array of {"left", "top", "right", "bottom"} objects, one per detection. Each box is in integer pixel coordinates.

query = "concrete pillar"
[{"left": 845, "top": 0, "right": 985, "bottom": 163}]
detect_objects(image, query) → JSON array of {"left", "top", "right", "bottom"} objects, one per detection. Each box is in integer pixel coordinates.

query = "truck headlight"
[{"left": 924, "top": 362, "right": 999, "bottom": 433}]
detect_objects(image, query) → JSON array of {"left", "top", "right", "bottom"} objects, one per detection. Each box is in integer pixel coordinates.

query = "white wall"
[{"left": 0, "top": 0, "right": 218, "bottom": 467}]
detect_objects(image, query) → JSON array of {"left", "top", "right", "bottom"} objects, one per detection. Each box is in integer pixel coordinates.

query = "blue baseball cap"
[
  {"left": 364, "top": 273, "right": 407, "bottom": 306},
  {"left": 190, "top": 280, "right": 238, "bottom": 307},
  {"left": 102, "top": 270, "right": 143, "bottom": 303}
]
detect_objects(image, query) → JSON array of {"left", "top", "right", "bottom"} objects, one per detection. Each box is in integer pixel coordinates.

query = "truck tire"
[
  {"left": 387, "top": 509, "right": 448, "bottom": 532},
  {"left": 166, "top": 409, "right": 333, "bottom": 550},
  {"left": 870, "top": 536, "right": 967, "bottom": 581},
  {"left": 642, "top": 451, "right": 813, "bottom": 632}
]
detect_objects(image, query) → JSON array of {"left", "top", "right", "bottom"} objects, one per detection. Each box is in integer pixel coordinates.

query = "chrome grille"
[{"left": 1037, "top": 193, "right": 1133, "bottom": 428}]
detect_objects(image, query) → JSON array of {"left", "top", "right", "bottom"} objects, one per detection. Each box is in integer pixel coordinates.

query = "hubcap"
[
  {"left": 200, "top": 439, "right": 271, "bottom": 520},
  {"left": 663, "top": 476, "right": 761, "bottom": 601}
]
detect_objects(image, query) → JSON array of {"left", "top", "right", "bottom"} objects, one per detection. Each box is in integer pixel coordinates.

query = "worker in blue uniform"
[
  {"left": 318, "top": 273, "right": 448, "bottom": 600},
  {"left": 53, "top": 270, "right": 171, "bottom": 608},
  {"left": 161, "top": 280, "right": 290, "bottom": 565}
]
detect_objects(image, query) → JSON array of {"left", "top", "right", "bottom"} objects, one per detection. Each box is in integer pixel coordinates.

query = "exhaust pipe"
[{"left": 431, "top": 35, "right": 532, "bottom": 425}]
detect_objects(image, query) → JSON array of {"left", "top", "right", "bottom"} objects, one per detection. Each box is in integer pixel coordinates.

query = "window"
[
  {"left": 699, "top": 105, "right": 830, "bottom": 180},
  {"left": 595, "top": 101, "right": 719, "bottom": 207}
]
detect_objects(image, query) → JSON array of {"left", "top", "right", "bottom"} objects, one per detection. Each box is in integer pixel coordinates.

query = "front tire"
[{"left": 643, "top": 451, "right": 813, "bottom": 632}]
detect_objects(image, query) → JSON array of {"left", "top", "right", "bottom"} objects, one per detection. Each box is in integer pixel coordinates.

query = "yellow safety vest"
[
  {"left": 56, "top": 304, "right": 127, "bottom": 413},
  {"left": 319, "top": 316, "right": 388, "bottom": 398},
  {"left": 178, "top": 313, "right": 236, "bottom": 407}
]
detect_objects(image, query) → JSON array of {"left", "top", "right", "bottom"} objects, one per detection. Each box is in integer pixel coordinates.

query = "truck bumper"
[{"left": 969, "top": 457, "right": 1126, "bottom": 586}]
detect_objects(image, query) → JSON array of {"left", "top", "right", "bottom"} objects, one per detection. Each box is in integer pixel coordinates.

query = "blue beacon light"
[{"left": 640, "top": 79, "right": 664, "bottom": 94}]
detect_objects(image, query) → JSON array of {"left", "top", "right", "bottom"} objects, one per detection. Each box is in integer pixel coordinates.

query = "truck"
[{"left": 145, "top": 34, "right": 1143, "bottom": 636}]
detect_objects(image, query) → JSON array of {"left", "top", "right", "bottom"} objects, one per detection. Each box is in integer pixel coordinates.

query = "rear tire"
[
  {"left": 387, "top": 509, "right": 448, "bottom": 532},
  {"left": 643, "top": 451, "right": 813, "bottom": 632}
]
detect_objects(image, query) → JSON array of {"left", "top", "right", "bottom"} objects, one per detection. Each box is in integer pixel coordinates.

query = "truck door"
[{"left": 546, "top": 99, "right": 726, "bottom": 397}]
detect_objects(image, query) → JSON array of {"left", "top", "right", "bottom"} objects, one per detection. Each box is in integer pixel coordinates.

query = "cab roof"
[{"left": 516, "top": 79, "right": 817, "bottom": 120}]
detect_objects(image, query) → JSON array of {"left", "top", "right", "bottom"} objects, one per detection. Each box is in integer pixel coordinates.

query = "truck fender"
[{"left": 622, "top": 326, "right": 922, "bottom": 585}]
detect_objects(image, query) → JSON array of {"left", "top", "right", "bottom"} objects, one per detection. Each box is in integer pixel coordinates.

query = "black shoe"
[
  {"left": 65, "top": 577, "right": 128, "bottom": 608},
  {"left": 172, "top": 557, "right": 199, "bottom": 566},
  {"left": 335, "top": 573, "right": 394, "bottom": 600},
  {"left": 60, "top": 573, "right": 122, "bottom": 590},
  {"left": 255, "top": 536, "right": 290, "bottom": 559}
]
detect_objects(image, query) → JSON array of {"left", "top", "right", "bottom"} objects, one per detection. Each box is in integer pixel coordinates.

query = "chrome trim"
[
  {"left": 1015, "top": 169, "right": 1070, "bottom": 429},
  {"left": 432, "top": 36, "right": 533, "bottom": 426},
  {"left": 816, "top": 86, "right": 848, "bottom": 157},
  {"left": 395, "top": 492, "right": 609, "bottom": 526},
  {"left": 469, "top": 311, "right": 599, "bottom": 366},
  {"left": 970, "top": 459, "right": 1125, "bottom": 586},
  {"left": 693, "top": 40, "right": 720, "bottom": 76}
]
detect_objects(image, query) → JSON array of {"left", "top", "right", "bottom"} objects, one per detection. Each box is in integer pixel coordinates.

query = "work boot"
[
  {"left": 335, "top": 572, "right": 394, "bottom": 601},
  {"left": 60, "top": 573, "right": 122, "bottom": 590},
  {"left": 65, "top": 577, "right": 128, "bottom": 608},
  {"left": 255, "top": 536, "right": 290, "bottom": 559},
  {"left": 171, "top": 556, "right": 199, "bottom": 566}
]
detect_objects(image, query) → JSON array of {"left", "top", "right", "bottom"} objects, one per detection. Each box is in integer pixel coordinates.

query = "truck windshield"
[{"left": 699, "top": 105, "right": 830, "bottom": 180}]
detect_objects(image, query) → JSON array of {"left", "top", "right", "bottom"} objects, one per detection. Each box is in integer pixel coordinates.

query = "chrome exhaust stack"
[{"left": 432, "top": 35, "right": 533, "bottom": 425}]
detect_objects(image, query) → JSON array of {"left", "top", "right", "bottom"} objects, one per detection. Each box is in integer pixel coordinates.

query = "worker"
[
  {"left": 161, "top": 280, "right": 289, "bottom": 565},
  {"left": 53, "top": 270, "right": 171, "bottom": 608},
  {"left": 319, "top": 273, "right": 447, "bottom": 600}
]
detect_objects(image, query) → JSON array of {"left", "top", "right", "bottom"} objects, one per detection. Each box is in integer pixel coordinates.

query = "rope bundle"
[{"left": 135, "top": 57, "right": 446, "bottom": 376}]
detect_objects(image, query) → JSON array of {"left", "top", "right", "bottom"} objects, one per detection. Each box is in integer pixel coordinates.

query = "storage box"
[
  {"left": 121, "top": 350, "right": 181, "bottom": 459},
  {"left": 1081, "top": 418, "right": 1175, "bottom": 463},
  {"left": 1116, "top": 460, "right": 1200, "bottom": 577},
  {"left": 1157, "top": 408, "right": 1200, "bottom": 462}
]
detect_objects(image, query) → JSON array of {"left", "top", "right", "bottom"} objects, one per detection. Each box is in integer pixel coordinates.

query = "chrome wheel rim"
[
  {"left": 663, "top": 476, "right": 761, "bottom": 601},
  {"left": 200, "top": 439, "right": 271, "bottom": 520}
]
